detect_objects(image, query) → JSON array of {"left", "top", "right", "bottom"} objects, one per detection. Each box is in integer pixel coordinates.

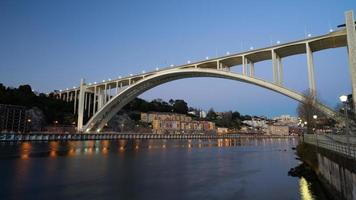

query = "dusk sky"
[{"left": 1, "top": 0, "right": 355, "bottom": 117}]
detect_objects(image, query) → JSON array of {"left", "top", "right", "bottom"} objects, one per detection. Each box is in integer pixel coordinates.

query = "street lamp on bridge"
[{"left": 340, "top": 95, "right": 351, "bottom": 155}]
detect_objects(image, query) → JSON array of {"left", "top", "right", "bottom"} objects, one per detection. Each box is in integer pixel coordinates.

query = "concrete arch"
[{"left": 83, "top": 68, "right": 338, "bottom": 132}]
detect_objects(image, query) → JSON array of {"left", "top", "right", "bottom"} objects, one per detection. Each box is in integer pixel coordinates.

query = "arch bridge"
[{"left": 54, "top": 11, "right": 356, "bottom": 133}]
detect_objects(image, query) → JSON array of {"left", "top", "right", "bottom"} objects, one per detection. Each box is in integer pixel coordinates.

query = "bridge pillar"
[
  {"left": 93, "top": 86, "right": 97, "bottom": 116},
  {"left": 84, "top": 93, "right": 87, "bottom": 110},
  {"left": 345, "top": 10, "right": 356, "bottom": 111},
  {"left": 87, "top": 93, "right": 92, "bottom": 117},
  {"left": 249, "top": 61, "right": 255, "bottom": 77},
  {"left": 242, "top": 56, "right": 247, "bottom": 75},
  {"left": 306, "top": 42, "right": 316, "bottom": 96},
  {"left": 277, "top": 55, "right": 283, "bottom": 85},
  {"left": 66, "top": 91, "right": 69, "bottom": 102},
  {"left": 77, "top": 78, "right": 86, "bottom": 132},
  {"left": 98, "top": 90, "right": 105, "bottom": 110},
  {"left": 272, "top": 50, "right": 279, "bottom": 84},
  {"left": 73, "top": 89, "right": 77, "bottom": 114}
]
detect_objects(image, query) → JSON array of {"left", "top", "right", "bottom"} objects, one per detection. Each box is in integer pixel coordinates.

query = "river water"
[{"left": 0, "top": 137, "right": 326, "bottom": 200}]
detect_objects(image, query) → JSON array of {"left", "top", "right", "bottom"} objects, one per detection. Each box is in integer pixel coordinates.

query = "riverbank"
[
  {"left": 0, "top": 132, "right": 297, "bottom": 142},
  {"left": 296, "top": 141, "right": 356, "bottom": 200}
]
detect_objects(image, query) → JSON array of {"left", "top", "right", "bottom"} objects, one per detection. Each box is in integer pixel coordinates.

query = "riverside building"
[{"left": 140, "top": 112, "right": 215, "bottom": 134}]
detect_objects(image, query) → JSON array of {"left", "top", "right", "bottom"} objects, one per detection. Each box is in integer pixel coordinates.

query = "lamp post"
[
  {"left": 313, "top": 115, "right": 318, "bottom": 133},
  {"left": 339, "top": 95, "right": 351, "bottom": 156}
]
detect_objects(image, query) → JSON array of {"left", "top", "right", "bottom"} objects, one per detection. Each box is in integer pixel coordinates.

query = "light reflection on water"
[{"left": 0, "top": 137, "right": 322, "bottom": 200}]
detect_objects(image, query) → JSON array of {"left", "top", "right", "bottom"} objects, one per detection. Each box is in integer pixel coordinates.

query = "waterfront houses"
[{"left": 141, "top": 112, "right": 215, "bottom": 134}]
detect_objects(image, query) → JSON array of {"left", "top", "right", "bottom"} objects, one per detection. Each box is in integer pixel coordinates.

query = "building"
[
  {"left": 273, "top": 115, "right": 299, "bottom": 127},
  {"left": 267, "top": 125, "right": 289, "bottom": 135},
  {"left": 141, "top": 112, "right": 192, "bottom": 123},
  {"left": 152, "top": 119, "right": 215, "bottom": 134},
  {"left": 217, "top": 127, "right": 228, "bottom": 135},
  {"left": 0, "top": 104, "right": 29, "bottom": 133},
  {"left": 142, "top": 112, "right": 215, "bottom": 134},
  {"left": 242, "top": 117, "right": 269, "bottom": 130}
]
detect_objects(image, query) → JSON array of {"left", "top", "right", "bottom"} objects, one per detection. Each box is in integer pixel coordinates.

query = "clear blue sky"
[{"left": 0, "top": 0, "right": 355, "bottom": 117}]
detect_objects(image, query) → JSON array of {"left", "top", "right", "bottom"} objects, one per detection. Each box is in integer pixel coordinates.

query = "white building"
[
  {"left": 243, "top": 117, "right": 269, "bottom": 130},
  {"left": 273, "top": 115, "right": 299, "bottom": 127}
]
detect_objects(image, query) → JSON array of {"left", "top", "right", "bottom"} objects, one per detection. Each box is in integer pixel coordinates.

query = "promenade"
[{"left": 0, "top": 132, "right": 296, "bottom": 142}]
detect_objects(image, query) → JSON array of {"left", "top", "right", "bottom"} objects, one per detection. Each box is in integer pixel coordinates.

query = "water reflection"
[
  {"left": 0, "top": 137, "right": 299, "bottom": 160},
  {"left": 0, "top": 137, "right": 326, "bottom": 200},
  {"left": 299, "top": 177, "right": 315, "bottom": 200}
]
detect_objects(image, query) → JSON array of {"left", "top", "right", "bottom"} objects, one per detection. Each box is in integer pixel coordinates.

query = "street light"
[
  {"left": 339, "top": 95, "right": 351, "bottom": 156},
  {"left": 313, "top": 115, "right": 318, "bottom": 134},
  {"left": 339, "top": 95, "right": 348, "bottom": 103}
]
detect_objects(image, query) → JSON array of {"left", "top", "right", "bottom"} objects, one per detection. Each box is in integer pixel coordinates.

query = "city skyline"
[{"left": 1, "top": 0, "right": 356, "bottom": 117}]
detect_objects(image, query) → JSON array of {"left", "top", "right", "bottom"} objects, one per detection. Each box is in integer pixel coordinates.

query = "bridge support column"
[
  {"left": 87, "top": 93, "right": 92, "bottom": 117},
  {"left": 104, "top": 83, "right": 107, "bottom": 104},
  {"left": 272, "top": 50, "right": 279, "bottom": 84},
  {"left": 98, "top": 89, "right": 105, "bottom": 110},
  {"left": 66, "top": 91, "right": 69, "bottom": 102},
  {"left": 84, "top": 93, "right": 87, "bottom": 110},
  {"left": 345, "top": 10, "right": 356, "bottom": 111},
  {"left": 77, "top": 78, "right": 86, "bottom": 132},
  {"left": 93, "top": 86, "right": 97, "bottom": 116},
  {"left": 242, "top": 56, "right": 247, "bottom": 75},
  {"left": 306, "top": 42, "right": 316, "bottom": 96},
  {"left": 116, "top": 81, "right": 119, "bottom": 94},
  {"left": 108, "top": 84, "right": 111, "bottom": 101},
  {"left": 277, "top": 55, "right": 283, "bottom": 85},
  {"left": 249, "top": 61, "right": 255, "bottom": 77},
  {"left": 73, "top": 90, "right": 77, "bottom": 114}
]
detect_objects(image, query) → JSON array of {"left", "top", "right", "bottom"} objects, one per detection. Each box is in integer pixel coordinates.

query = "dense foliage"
[
  {"left": 0, "top": 84, "right": 75, "bottom": 125},
  {"left": 1, "top": 83, "right": 249, "bottom": 129}
]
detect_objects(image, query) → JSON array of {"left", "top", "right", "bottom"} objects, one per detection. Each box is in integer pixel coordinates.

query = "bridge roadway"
[{"left": 0, "top": 133, "right": 296, "bottom": 142}]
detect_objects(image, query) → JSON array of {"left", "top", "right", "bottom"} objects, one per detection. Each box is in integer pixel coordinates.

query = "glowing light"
[
  {"left": 187, "top": 60, "right": 191, "bottom": 64},
  {"left": 102, "top": 80, "right": 105, "bottom": 82},
  {"left": 307, "top": 33, "right": 312, "bottom": 37},
  {"left": 108, "top": 78, "right": 111, "bottom": 81},
  {"left": 249, "top": 46, "right": 254, "bottom": 50},
  {"left": 170, "top": 64, "right": 174, "bottom": 67},
  {"left": 226, "top": 51, "right": 230, "bottom": 55},
  {"left": 155, "top": 67, "right": 159, "bottom": 71},
  {"left": 276, "top": 41, "right": 281, "bottom": 44},
  {"left": 339, "top": 95, "right": 347, "bottom": 102},
  {"left": 94, "top": 82, "right": 97, "bottom": 84},
  {"left": 130, "top": 74, "right": 133, "bottom": 76},
  {"left": 142, "top": 70, "right": 145, "bottom": 73},
  {"left": 73, "top": 86, "right": 76, "bottom": 89},
  {"left": 96, "top": 128, "right": 101, "bottom": 133},
  {"left": 205, "top": 56, "right": 209, "bottom": 60},
  {"left": 118, "top": 76, "right": 122, "bottom": 79},
  {"left": 329, "top": 29, "right": 333, "bottom": 32},
  {"left": 299, "top": 177, "right": 314, "bottom": 200}
]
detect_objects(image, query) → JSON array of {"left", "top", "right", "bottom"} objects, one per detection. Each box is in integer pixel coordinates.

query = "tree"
[
  {"left": 297, "top": 91, "right": 324, "bottom": 134},
  {"left": 206, "top": 108, "right": 217, "bottom": 120},
  {"left": 173, "top": 100, "right": 188, "bottom": 114}
]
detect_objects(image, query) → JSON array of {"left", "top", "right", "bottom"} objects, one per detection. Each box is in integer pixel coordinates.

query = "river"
[{"left": 0, "top": 137, "right": 327, "bottom": 200}]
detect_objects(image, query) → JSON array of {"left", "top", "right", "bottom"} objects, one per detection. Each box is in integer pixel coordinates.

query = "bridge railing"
[{"left": 303, "top": 134, "right": 356, "bottom": 160}]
